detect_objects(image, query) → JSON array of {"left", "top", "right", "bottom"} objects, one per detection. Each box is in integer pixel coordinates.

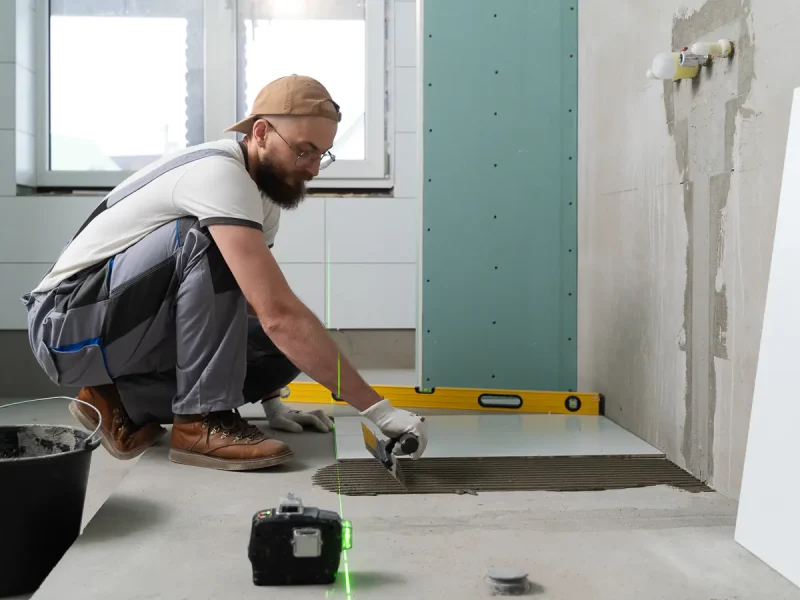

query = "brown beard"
[{"left": 253, "top": 155, "right": 309, "bottom": 210}]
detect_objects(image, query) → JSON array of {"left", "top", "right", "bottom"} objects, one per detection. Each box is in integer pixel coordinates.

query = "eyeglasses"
[{"left": 261, "top": 119, "right": 336, "bottom": 170}]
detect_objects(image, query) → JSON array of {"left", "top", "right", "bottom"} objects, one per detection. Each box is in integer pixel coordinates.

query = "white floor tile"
[{"left": 335, "top": 414, "right": 663, "bottom": 460}]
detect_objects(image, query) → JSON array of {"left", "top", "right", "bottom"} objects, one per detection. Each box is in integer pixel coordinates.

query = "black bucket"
[{"left": 0, "top": 399, "right": 101, "bottom": 597}]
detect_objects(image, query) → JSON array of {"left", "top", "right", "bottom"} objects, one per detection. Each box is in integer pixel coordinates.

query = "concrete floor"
[{"left": 2, "top": 374, "right": 800, "bottom": 599}]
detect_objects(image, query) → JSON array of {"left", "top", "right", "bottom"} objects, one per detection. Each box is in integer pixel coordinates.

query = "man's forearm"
[{"left": 262, "top": 303, "right": 383, "bottom": 412}]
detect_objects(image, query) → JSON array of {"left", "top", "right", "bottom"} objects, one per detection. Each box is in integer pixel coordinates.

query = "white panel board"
[
  {"left": 735, "top": 87, "right": 800, "bottom": 589},
  {"left": 335, "top": 414, "right": 662, "bottom": 459}
]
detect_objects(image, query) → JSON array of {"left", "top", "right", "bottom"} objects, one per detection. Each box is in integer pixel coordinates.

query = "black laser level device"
[{"left": 248, "top": 493, "right": 352, "bottom": 586}]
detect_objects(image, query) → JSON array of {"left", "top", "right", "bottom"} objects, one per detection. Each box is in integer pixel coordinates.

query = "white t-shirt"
[{"left": 34, "top": 139, "right": 280, "bottom": 293}]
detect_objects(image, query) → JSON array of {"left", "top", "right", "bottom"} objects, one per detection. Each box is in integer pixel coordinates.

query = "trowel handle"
[{"left": 386, "top": 433, "right": 419, "bottom": 456}]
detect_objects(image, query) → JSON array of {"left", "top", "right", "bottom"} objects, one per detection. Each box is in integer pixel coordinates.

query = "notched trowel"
[{"left": 360, "top": 422, "right": 419, "bottom": 488}]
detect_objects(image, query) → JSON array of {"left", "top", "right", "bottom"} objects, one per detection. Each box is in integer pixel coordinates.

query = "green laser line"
[
  {"left": 330, "top": 391, "right": 350, "bottom": 596},
  {"left": 326, "top": 216, "right": 349, "bottom": 595},
  {"left": 336, "top": 462, "right": 352, "bottom": 597}
]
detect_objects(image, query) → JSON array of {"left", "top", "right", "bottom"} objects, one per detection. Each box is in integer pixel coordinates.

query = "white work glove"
[
  {"left": 360, "top": 399, "right": 428, "bottom": 460},
  {"left": 261, "top": 394, "right": 333, "bottom": 433}
]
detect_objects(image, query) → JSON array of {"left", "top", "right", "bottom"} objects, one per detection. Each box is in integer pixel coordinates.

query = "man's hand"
[
  {"left": 262, "top": 395, "right": 334, "bottom": 433},
  {"left": 360, "top": 399, "right": 428, "bottom": 460}
]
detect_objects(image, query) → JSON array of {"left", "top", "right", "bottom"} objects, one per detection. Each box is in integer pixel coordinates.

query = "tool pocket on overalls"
[
  {"left": 37, "top": 315, "right": 112, "bottom": 387},
  {"left": 45, "top": 338, "right": 113, "bottom": 387}
]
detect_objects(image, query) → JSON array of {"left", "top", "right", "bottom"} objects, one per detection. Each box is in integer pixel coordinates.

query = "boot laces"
[
  {"left": 203, "top": 409, "right": 265, "bottom": 443},
  {"left": 111, "top": 406, "right": 135, "bottom": 436}
]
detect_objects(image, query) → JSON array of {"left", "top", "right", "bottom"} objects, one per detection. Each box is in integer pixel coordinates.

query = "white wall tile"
[
  {"left": 394, "top": 67, "right": 417, "bottom": 133},
  {"left": 0, "top": 263, "right": 48, "bottom": 329},
  {"left": 326, "top": 197, "right": 417, "bottom": 263},
  {"left": 15, "top": 130, "right": 35, "bottom": 186},
  {"left": 392, "top": 132, "right": 419, "bottom": 199},
  {"left": 328, "top": 263, "right": 417, "bottom": 329},
  {"left": 0, "top": 3, "right": 15, "bottom": 64},
  {"left": 15, "top": 0, "right": 35, "bottom": 72},
  {"left": 0, "top": 196, "right": 98, "bottom": 262},
  {"left": 15, "top": 64, "right": 34, "bottom": 135},
  {"left": 281, "top": 263, "right": 326, "bottom": 324},
  {"left": 394, "top": 1, "right": 417, "bottom": 68},
  {"left": 0, "top": 64, "right": 15, "bottom": 130},
  {"left": 0, "top": 131, "right": 17, "bottom": 196},
  {"left": 270, "top": 198, "right": 325, "bottom": 263}
]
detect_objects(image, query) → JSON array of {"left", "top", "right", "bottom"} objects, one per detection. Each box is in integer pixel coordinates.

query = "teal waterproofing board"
[{"left": 419, "top": 0, "right": 578, "bottom": 391}]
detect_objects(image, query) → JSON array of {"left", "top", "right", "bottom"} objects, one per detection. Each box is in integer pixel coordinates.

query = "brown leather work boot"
[
  {"left": 69, "top": 385, "right": 166, "bottom": 460},
  {"left": 169, "top": 410, "right": 293, "bottom": 471}
]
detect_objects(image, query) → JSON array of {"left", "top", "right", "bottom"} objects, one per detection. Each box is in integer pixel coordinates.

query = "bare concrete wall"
[{"left": 578, "top": 0, "right": 800, "bottom": 499}]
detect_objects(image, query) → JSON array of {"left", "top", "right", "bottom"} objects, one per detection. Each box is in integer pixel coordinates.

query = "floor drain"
[{"left": 485, "top": 568, "right": 531, "bottom": 595}]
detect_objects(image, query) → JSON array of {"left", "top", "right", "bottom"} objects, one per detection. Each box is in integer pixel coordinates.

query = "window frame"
[{"left": 35, "top": 0, "right": 390, "bottom": 191}]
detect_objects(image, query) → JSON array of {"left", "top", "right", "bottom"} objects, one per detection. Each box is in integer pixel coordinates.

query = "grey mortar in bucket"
[{"left": 0, "top": 423, "right": 100, "bottom": 597}]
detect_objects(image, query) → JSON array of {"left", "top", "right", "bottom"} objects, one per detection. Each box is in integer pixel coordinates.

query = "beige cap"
[{"left": 224, "top": 74, "right": 341, "bottom": 135}]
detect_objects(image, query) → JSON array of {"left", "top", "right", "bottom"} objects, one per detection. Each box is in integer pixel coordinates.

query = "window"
[
  {"left": 46, "top": 0, "right": 205, "bottom": 178},
  {"left": 39, "top": 0, "right": 388, "bottom": 190}
]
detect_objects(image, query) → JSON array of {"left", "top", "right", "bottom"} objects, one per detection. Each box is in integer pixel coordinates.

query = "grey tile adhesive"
[{"left": 312, "top": 456, "right": 712, "bottom": 496}]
